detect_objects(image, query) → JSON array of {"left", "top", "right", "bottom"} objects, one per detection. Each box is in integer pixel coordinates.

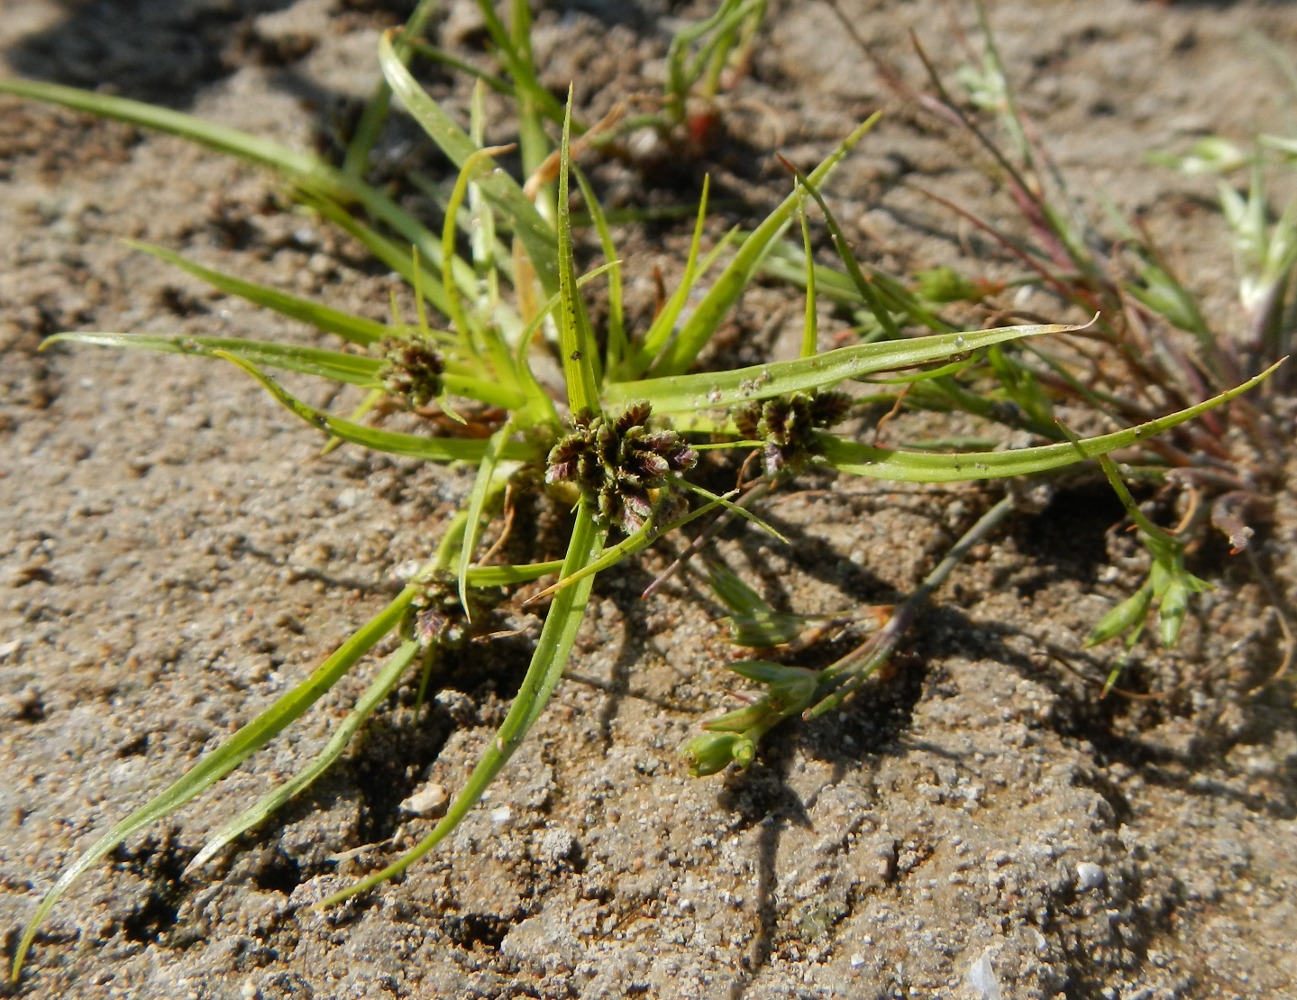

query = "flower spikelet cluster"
[
  {"left": 545, "top": 401, "right": 697, "bottom": 533},
  {"left": 402, "top": 572, "right": 472, "bottom": 649},
  {"left": 380, "top": 335, "right": 445, "bottom": 409},
  {"left": 402, "top": 572, "right": 507, "bottom": 650},
  {"left": 734, "top": 390, "right": 852, "bottom": 477}
]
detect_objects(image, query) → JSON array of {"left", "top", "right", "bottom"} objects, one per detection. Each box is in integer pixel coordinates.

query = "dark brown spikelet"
[
  {"left": 545, "top": 435, "right": 588, "bottom": 485},
  {"left": 734, "top": 402, "right": 762, "bottom": 441},
  {"left": 615, "top": 401, "right": 653, "bottom": 435},
  {"left": 810, "top": 390, "right": 852, "bottom": 428}
]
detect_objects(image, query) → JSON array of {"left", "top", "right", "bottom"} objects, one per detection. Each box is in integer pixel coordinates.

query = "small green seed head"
[
  {"left": 681, "top": 730, "right": 754, "bottom": 776},
  {"left": 401, "top": 572, "right": 482, "bottom": 649},
  {"left": 380, "top": 336, "right": 445, "bottom": 409}
]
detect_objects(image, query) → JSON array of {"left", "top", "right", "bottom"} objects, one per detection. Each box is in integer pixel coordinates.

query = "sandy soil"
[{"left": 2, "top": 1, "right": 1296, "bottom": 998}]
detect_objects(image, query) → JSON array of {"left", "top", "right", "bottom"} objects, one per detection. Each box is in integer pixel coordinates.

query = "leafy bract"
[
  {"left": 820, "top": 359, "right": 1283, "bottom": 482},
  {"left": 609, "top": 321, "right": 1080, "bottom": 413}
]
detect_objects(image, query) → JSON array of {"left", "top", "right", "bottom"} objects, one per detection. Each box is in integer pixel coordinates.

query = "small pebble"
[
  {"left": 966, "top": 950, "right": 1002, "bottom": 1000},
  {"left": 399, "top": 783, "right": 449, "bottom": 818},
  {"left": 1076, "top": 861, "right": 1106, "bottom": 891}
]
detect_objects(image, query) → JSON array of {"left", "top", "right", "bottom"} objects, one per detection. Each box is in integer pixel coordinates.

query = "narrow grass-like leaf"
[
  {"left": 443, "top": 145, "right": 515, "bottom": 359},
  {"left": 466, "top": 85, "right": 509, "bottom": 323},
  {"left": 213, "top": 351, "right": 536, "bottom": 463},
  {"left": 379, "top": 30, "right": 560, "bottom": 298},
  {"left": 573, "top": 167, "right": 627, "bottom": 375},
  {"left": 0, "top": 78, "right": 446, "bottom": 282},
  {"left": 129, "top": 242, "right": 393, "bottom": 347},
  {"left": 314, "top": 505, "right": 608, "bottom": 908},
  {"left": 623, "top": 176, "right": 713, "bottom": 376},
  {"left": 461, "top": 136, "right": 527, "bottom": 393},
  {"left": 609, "top": 320, "right": 1081, "bottom": 414},
  {"left": 186, "top": 639, "right": 422, "bottom": 874},
  {"left": 787, "top": 155, "right": 901, "bottom": 340},
  {"left": 43, "top": 332, "right": 382, "bottom": 385},
  {"left": 798, "top": 200, "right": 819, "bottom": 359},
  {"left": 465, "top": 560, "right": 564, "bottom": 586},
  {"left": 555, "top": 93, "right": 601, "bottom": 412},
  {"left": 11, "top": 577, "right": 421, "bottom": 982},
  {"left": 820, "top": 360, "right": 1284, "bottom": 482},
  {"left": 650, "top": 113, "right": 881, "bottom": 376},
  {"left": 0, "top": 78, "right": 327, "bottom": 184},
  {"left": 457, "top": 426, "right": 516, "bottom": 616}
]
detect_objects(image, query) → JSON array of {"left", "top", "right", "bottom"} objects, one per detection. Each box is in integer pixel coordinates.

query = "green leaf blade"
[
  {"left": 214, "top": 350, "right": 535, "bottom": 464},
  {"left": 650, "top": 113, "right": 881, "bottom": 377},
  {"left": 127, "top": 242, "right": 394, "bottom": 347},
  {"left": 186, "top": 640, "right": 422, "bottom": 874},
  {"left": 610, "top": 320, "right": 1081, "bottom": 414},
  {"left": 45, "top": 332, "right": 383, "bottom": 386},
  {"left": 554, "top": 94, "right": 601, "bottom": 414},
  {"left": 378, "top": 30, "right": 559, "bottom": 298},
  {"left": 821, "top": 360, "right": 1285, "bottom": 483}
]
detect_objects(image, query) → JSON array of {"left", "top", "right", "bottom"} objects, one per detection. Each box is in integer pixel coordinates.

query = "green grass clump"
[{"left": 0, "top": 2, "right": 1281, "bottom": 982}]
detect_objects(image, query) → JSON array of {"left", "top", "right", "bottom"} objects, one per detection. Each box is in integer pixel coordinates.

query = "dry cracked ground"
[{"left": 2, "top": 1, "right": 1296, "bottom": 998}]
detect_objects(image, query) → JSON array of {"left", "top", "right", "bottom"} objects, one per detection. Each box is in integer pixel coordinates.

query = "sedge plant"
[{"left": 0, "top": 6, "right": 1281, "bottom": 983}]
